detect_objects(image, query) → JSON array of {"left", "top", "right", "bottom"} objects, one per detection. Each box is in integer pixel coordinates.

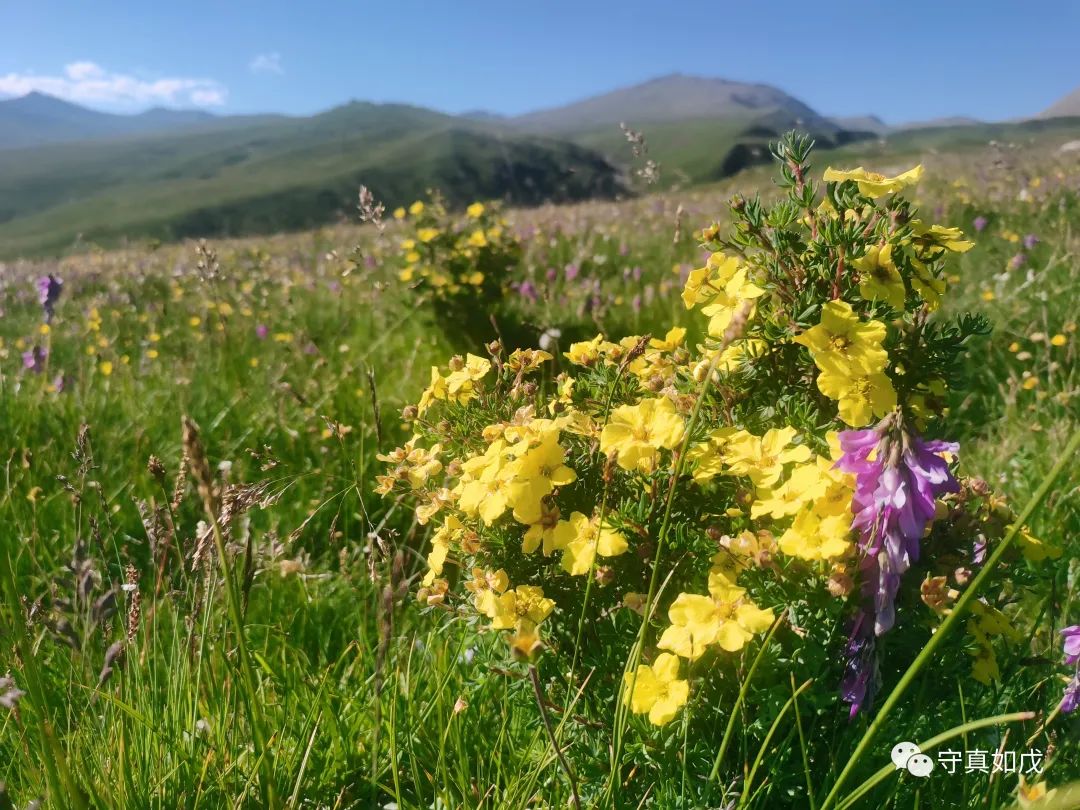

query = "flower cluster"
[
  {"left": 378, "top": 135, "right": 1038, "bottom": 732},
  {"left": 388, "top": 197, "right": 521, "bottom": 326}
]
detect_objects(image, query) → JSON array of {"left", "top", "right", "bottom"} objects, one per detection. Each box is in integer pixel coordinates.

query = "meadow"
[{"left": 0, "top": 133, "right": 1077, "bottom": 809}]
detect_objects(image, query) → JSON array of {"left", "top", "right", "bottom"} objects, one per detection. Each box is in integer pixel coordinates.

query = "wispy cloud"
[
  {"left": 249, "top": 52, "right": 283, "bottom": 76},
  {"left": 0, "top": 61, "right": 227, "bottom": 108}
]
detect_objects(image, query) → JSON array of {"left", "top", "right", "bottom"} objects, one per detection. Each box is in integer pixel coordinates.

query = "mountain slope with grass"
[
  {"left": 0, "top": 101, "right": 620, "bottom": 257},
  {"left": 511, "top": 74, "right": 868, "bottom": 185}
]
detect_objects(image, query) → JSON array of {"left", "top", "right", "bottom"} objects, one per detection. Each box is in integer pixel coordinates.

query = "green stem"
[
  {"left": 707, "top": 614, "right": 785, "bottom": 785},
  {"left": 208, "top": 511, "right": 280, "bottom": 808},
  {"left": 819, "top": 426, "right": 1080, "bottom": 810},
  {"left": 741, "top": 679, "right": 813, "bottom": 808}
]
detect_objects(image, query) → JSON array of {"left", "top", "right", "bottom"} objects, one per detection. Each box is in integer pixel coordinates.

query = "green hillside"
[{"left": 0, "top": 103, "right": 619, "bottom": 257}]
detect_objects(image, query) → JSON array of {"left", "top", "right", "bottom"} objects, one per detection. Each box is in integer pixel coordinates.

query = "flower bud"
[
  {"left": 594, "top": 566, "right": 615, "bottom": 587},
  {"left": 448, "top": 355, "right": 464, "bottom": 371},
  {"left": 401, "top": 405, "right": 418, "bottom": 421}
]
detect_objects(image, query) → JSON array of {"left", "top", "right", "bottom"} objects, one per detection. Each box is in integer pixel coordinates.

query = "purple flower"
[
  {"left": 837, "top": 414, "right": 960, "bottom": 637},
  {"left": 36, "top": 274, "right": 63, "bottom": 322},
  {"left": 973, "top": 216, "right": 988, "bottom": 233},
  {"left": 51, "top": 374, "right": 66, "bottom": 393},
  {"left": 545, "top": 267, "right": 557, "bottom": 282},
  {"left": 840, "top": 610, "right": 880, "bottom": 718},
  {"left": 22, "top": 345, "right": 48, "bottom": 373},
  {"left": 516, "top": 281, "right": 538, "bottom": 302},
  {"left": 1009, "top": 253, "right": 1026, "bottom": 270},
  {"left": 1063, "top": 675, "right": 1080, "bottom": 714},
  {"left": 255, "top": 324, "right": 269, "bottom": 340},
  {"left": 1062, "top": 626, "right": 1080, "bottom": 666},
  {"left": 564, "top": 263, "right": 579, "bottom": 281},
  {"left": 1023, "top": 234, "right": 1039, "bottom": 250}
]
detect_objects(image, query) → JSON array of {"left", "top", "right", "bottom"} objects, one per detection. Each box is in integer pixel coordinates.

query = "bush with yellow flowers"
[
  {"left": 388, "top": 195, "right": 525, "bottom": 347},
  {"left": 377, "top": 134, "right": 1057, "bottom": 800}
]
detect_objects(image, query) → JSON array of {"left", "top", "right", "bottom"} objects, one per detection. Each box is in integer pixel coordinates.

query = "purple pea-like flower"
[
  {"left": 1009, "top": 253, "right": 1026, "bottom": 270},
  {"left": 973, "top": 216, "right": 988, "bottom": 233},
  {"left": 1063, "top": 677, "right": 1080, "bottom": 714},
  {"left": 1023, "top": 234, "right": 1039, "bottom": 250},
  {"left": 840, "top": 610, "right": 879, "bottom": 718},
  {"left": 36, "top": 274, "right": 63, "bottom": 322},
  {"left": 836, "top": 413, "right": 960, "bottom": 716},
  {"left": 1062, "top": 626, "right": 1080, "bottom": 666}
]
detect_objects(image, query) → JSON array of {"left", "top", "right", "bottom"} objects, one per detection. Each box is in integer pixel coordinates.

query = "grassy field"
[{"left": 0, "top": 134, "right": 1077, "bottom": 809}]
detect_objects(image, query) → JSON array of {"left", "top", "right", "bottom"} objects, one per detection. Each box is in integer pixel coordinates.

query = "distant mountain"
[
  {"left": 509, "top": 74, "right": 864, "bottom": 186},
  {"left": 828, "top": 115, "right": 890, "bottom": 135},
  {"left": 512, "top": 73, "right": 833, "bottom": 133},
  {"left": 460, "top": 109, "right": 506, "bottom": 121},
  {"left": 0, "top": 100, "right": 620, "bottom": 257},
  {"left": 0, "top": 92, "right": 280, "bottom": 149},
  {"left": 1039, "top": 86, "right": 1080, "bottom": 118}
]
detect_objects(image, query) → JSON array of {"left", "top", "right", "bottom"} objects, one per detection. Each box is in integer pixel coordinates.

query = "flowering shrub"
[
  {"left": 377, "top": 135, "right": 1059, "bottom": 780},
  {"left": 388, "top": 196, "right": 525, "bottom": 347}
]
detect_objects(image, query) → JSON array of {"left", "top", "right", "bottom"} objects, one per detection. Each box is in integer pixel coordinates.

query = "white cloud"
[
  {"left": 0, "top": 61, "right": 228, "bottom": 108},
  {"left": 249, "top": 52, "right": 283, "bottom": 76}
]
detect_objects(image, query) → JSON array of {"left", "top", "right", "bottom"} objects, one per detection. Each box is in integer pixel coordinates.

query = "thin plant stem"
[{"left": 529, "top": 664, "right": 582, "bottom": 810}]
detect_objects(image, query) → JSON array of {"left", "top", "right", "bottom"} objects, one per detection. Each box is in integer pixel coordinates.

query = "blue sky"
[{"left": 1, "top": 0, "right": 1077, "bottom": 123}]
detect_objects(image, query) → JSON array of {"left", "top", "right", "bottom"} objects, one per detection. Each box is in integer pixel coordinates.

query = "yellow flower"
[
  {"left": 816, "top": 367, "right": 897, "bottom": 427},
  {"left": 408, "top": 201, "right": 425, "bottom": 216},
  {"left": 422, "top": 516, "right": 462, "bottom": 585},
  {"left": 1016, "top": 527, "right": 1061, "bottom": 562},
  {"left": 1050, "top": 333, "right": 1067, "bottom": 347},
  {"left": 506, "top": 432, "right": 577, "bottom": 524},
  {"left": 657, "top": 580, "right": 774, "bottom": 660},
  {"left": 778, "top": 509, "right": 852, "bottom": 560},
  {"left": 465, "top": 567, "right": 510, "bottom": 615},
  {"left": 506, "top": 348, "right": 553, "bottom": 373},
  {"left": 723, "top": 427, "right": 812, "bottom": 489},
  {"left": 823, "top": 164, "right": 923, "bottom": 197},
  {"left": 417, "top": 227, "right": 439, "bottom": 243},
  {"left": 794, "top": 300, "right": 888, "bottom": 374},
  {"left": 466, "top": 202, "right": 485, "bottom": 218},
  {"left": 486, "top": 585, "right": 555, "bottom": 630},
  {"left": 909, "top": 257, "right": 946, "bottom": 311},
  {"left": 600, "top": 397, "right": 685, "bottom": 473},
  {"left": 564, "top": 334, "right": 604, "bottom": 366},
  {"left": 561, "top": 512, "right": 627, "bottom": 575},
  {"left": 909, "top": 221, "right": 975, "bottom": 257},
  {"left": 99, "top": 360, "right": 114, "bottom": 377},
  {"left": 649, "top": 326, "right": 686, "bottom": 352},
  {"left": 853, "top": 244, "right": 906, "bottom": 310},
  {"left": 456, "top": 443, "right": 514, "bottom": 524},
  {"left": 522, "top": 504, "right": 578, "bottom": 556},
  {"left": 686, "top": 426, "right": 738, "bottom": 483},
  {"left": 466, "top": 229, "right": 487, "bottom": 248},
  {"left": 622, "top": 653, "right": 689, "bottom": 726},
  {"left": 392, "top": 206, "right": 406, "bottom": 220}
]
